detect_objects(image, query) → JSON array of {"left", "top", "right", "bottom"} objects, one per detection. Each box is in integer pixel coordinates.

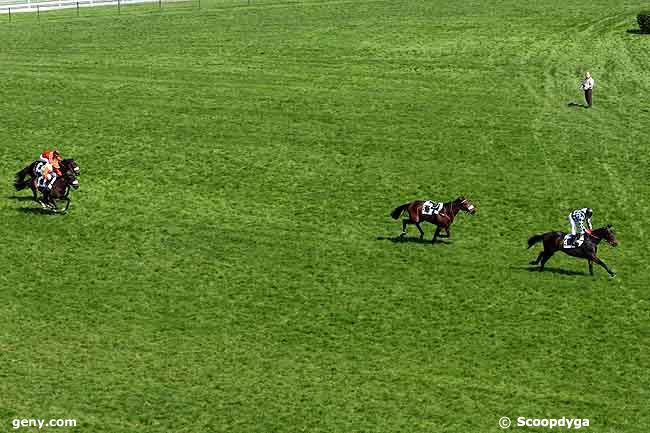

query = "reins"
[{"left": 587, "top": 231, "right": 601, "bottom": 240}]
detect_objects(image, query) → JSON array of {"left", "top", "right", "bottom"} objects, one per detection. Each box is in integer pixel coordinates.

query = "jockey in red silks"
[{"left": 37, "top": 150, "right": 63, "bottom": 191}]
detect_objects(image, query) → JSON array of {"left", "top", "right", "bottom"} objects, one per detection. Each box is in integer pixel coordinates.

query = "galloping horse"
[
  {"left": 15, "top": 158, "right": 80, "bottom": 192},
  {"left": 390, "top": 197, "right": 476, "bottom": 243},
  {"left": 16, "top": 159, "right": 80, "bottom": 212},
  {"left": 528, "top": 225, "right": 618, "bottom": 276}
]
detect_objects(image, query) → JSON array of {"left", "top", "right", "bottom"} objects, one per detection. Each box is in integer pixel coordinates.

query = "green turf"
[{"left": 1, "top": 1, "right": 649, "bottom": 432}]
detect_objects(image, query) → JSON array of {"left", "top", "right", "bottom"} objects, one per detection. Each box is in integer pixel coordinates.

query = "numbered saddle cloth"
[
  {"left": 563, "top": 234, "right": 584, "bottom": 249},
  {"left": 33, "top": 161, "right": 46, "bottom": 177},
  {"left": 421, "top": 200, "right": 442, "bottom": 216}
]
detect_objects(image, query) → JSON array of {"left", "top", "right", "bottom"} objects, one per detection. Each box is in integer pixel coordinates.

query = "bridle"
[
  {"left": 587, "top": 229, "right": 616, "bottom": 245},
  {"left": 460, "top": 198, "right": 475, "bottom": 213}
]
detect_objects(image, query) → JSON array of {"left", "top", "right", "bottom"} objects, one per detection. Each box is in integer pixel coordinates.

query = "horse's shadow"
[
  {"left": 16, "top": 207, "right": 63, "bottom": 216},
  {"left": 7, "top": 195, "right": 35, "bottom": 202},
  {"left": 517, "top": 265, "right": 587, "bottom": 276},
  {"left": 376, "top": 236, "right": 451, "bottom": 245},
  {"left": 567, "top": 102, "right": 587, "bottom": 109}
]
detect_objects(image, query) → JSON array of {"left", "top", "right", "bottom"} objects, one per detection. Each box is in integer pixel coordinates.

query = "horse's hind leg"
[
  {"left": 400, "top": 219, "right": 411, "bottom": 237},
  {"left": 30, "top": 183, "right": 38, "bottom": 201},
  {"left": 415, "top": 222, "right": 424, "bottom": 239},
  {"left": 530, "top": 251, "right": 544, "bottom": 265},
  {"left": 588, "top": 260, "right": 594, "bottom": 276},
  {"left": 539, "top": 251, "right": 554, "bottom": 271},
  {"left": 41, "top": 191, "right": 55, "bottom": 209}
]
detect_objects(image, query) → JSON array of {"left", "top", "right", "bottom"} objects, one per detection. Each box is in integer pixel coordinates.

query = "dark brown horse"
[
  {"left": 40, "top": 169, "right": 79, "bottom": 212},
  {"left": 17, "top": 159, "right": 80, "bottom": 212},
  {"left": 528, "top": 225, "right": 618, "bottom": 277},
  {"left": 390, "top": 197, "right": 476, "bottom": 243},
  {"left": 15, "top": 158, "right": 80, "bottom": 192}
]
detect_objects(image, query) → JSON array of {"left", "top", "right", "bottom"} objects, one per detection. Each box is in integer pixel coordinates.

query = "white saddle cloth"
[
  {"left": 422, "top": 200, "right": 442, "bottom": 216},
  {"left": 563, "top": 234, "right": 584, "bottom": 249}
]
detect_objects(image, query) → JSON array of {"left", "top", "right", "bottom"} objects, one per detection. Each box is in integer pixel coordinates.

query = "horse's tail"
[
  {"left": 391, "top": 203, "right": 410, "bottom": 219},
  {"left": 16, "top": 166, "right": 28, "bottom": 179},
  {"left": 527, "top": 233, "right": 545, "bottom": 249},
  {"left": 14, "top": 165, "right": 32, "bottom": 191}
]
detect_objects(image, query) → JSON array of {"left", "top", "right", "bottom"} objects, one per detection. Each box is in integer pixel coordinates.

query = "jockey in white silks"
[{"left": 568, "top": 207, "right": 593, "bottom": 246}]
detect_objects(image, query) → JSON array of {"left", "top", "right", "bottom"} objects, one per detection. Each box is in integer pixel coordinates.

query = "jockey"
[
  {"left": 568, "top": 207, "right": 593, "bottom": 245},
  {"left": 39, "top": 150, "right": 63, "bottom": 173},
  {"left": 36, "top": 150, "right": 63, "bottom": 191}
]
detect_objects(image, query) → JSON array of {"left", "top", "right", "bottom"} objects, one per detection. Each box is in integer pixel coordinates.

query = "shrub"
[{"left": 638, "top": 12, "right": 650, "bottom": 34}]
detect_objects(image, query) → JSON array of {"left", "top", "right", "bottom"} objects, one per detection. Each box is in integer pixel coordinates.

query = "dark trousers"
[{"left": 584, "top": 88, "right": 592, "bottom": 107}]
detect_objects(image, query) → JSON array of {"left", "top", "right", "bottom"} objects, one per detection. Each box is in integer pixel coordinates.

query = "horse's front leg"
[
  {"left": 442, "top": 226, "right": 451, "bottom": 238},
  {"left": 591, "top": 256, "right": 615, "bottom": 277},
  {"left": 588, "top": 260, "right": 594, "bottom": 276},
  {"left": 432, "top": 226, "right": 441, "bottom": 244}
]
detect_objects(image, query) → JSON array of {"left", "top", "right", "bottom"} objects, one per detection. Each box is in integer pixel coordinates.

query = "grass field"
[{"left": 1, "top": 1, "right": 649, "bottom": 432}]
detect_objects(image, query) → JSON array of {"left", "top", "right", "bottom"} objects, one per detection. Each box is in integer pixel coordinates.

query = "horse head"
[
  {"left": 457, "top": 196, "right": 476, "bottom": 215},
  {"left": 591, "top": 225, "right": 618, "bottom": 246},
  {"left": 60, "top": 158, "right": 80, "bottom": 176}
]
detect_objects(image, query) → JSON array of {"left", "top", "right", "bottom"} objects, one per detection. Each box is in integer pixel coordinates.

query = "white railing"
[{"left": 0, "top": 0, "right": 180, "bottom": 14}]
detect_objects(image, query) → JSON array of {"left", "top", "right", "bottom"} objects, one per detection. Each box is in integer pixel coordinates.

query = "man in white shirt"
[{"left": 581, "top": 72, "right": 595, "bottom": 108}]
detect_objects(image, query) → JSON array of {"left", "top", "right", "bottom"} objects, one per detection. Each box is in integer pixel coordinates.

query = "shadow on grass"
[
  {"left": 567, "top": 102, "right": 587, "bottom": 109},
  {"left": 376, "top": 236, "right": 451, "bottom": 245},
  {"left": 7, "top": 195, "right": 36, "bottom": 202},
  {"left": 626, "top": 29, "right": 645, "bottom": 34},
  {"left": 516, "top": 265, "right": 587, "bottom": 276},
  {"left": 16, "top": 207, "right": 63, "bottom": 216}
]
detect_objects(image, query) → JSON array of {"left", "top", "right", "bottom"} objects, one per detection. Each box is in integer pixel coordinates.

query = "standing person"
[{"left": 580, "top": 72, "right": 595, "bottom": 108}]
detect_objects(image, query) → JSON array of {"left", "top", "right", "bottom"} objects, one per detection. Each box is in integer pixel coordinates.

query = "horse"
[
  {"left": 21, "top": 159, "right": 80, "bottom": 212},
  {"left": 527, "top": 225, "right": 618, "bottom": 277},
  {"left": 15, "top": 158, "right": 80, "bottom": 192},
  {"left": 390, "top": 196, "right": 476, "bottom": 243}
]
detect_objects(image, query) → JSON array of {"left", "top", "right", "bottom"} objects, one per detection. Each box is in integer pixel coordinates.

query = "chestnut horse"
[
  {"left": 527, "top": 225, "right": 618, "bottom": 276},
  {"left": 390, "top": 197, "right": 476, "bottom": 243}
]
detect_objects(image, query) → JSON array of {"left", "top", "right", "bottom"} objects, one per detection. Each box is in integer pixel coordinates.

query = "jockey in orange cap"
[
  {"left": 39, "top": 150, "right": 62, "bottom": 171},
  {"left": 36, "top": 150, "right": 63, "bottom": 191}
]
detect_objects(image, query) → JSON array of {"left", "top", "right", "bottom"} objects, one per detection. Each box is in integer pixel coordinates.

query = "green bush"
[{"left": 638, "top": 12, "right": 650, "bottom": 33}]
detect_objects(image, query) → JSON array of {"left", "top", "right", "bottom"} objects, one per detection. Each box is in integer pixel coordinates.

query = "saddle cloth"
[
  {"left": 422, "top": 200, "right": 442, "bottom": 216},
  {"left": 33, "top": 161, "right": 46, "bottom": 177},
  {"left": 563, "top": 234, "right": 584, "bottom": 249}
]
